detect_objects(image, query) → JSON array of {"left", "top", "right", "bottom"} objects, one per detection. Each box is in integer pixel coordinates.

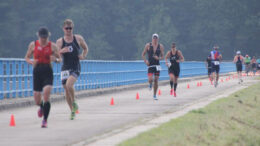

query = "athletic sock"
[
  {"left": 39, "top": 101, "right": 44, "bottom": 109},
  {"left": 43, "top": 101, "right": 51, "bottom": 121},
  {"left": 170, "top": 81, "right": 173, "bottom": 89},
  {"left": 174, "top": 83, "right": 178, "bottom": 91}
]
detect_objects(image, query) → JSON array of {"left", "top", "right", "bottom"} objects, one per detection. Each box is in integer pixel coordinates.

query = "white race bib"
[
  {"left": 61, "top": 70, "right": 70, "bottom": 80},
  {"left": 214, "top": 61, "right": 220, "bottom": 65},
  {"left": 167, "top": 62, "right": 172, "bottom": 68},
  {"left": 156, "top": 65, "right": 162, "bottom": 71}
]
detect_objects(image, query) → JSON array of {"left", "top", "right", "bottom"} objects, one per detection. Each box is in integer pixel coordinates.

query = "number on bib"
[
  {"left": 156, "top": 65, "right": 162, "bottom": 71},
  {"left": 214, "top": 61, "right": 220, "bottom": 65},
  {"left": 61, "top": 70, "right": 70, "bottom": 80}
]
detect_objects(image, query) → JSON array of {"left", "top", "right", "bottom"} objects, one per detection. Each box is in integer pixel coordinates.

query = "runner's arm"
[
  {"left": 51, "top": 43, "right": 62, "bottom": 63},
  {"left": 76, "top": 35, "right": 88, "bottom": 60},
  {"left": 24, "top": 41, "right": 35, "bottom": 65},
  {"left": 159, "top": 44, "right": 164, "bottom": 60},
  {"left": 142, "top": 43, "right": 149, "bottom": 65},
  {"left": 178, "top": 50, "right": 184, "bottom": 62},
  {"left": 165, "top": 51, "right": 170, "bottom": 66}
]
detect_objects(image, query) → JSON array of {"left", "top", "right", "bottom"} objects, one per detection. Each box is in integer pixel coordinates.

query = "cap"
[
  {"left": 236, "top": 51, "right": 241, "bottom": 55},
  {"left": 38, "top": 27, "right": 50, "bottom": 38},
  {"left": 152, "top": 33, "right": 159, "bottom": 39}
]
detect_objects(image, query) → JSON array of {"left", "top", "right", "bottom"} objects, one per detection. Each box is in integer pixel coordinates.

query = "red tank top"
[{"left": 34, "top": 40, "right": 52, "bottom": 64}]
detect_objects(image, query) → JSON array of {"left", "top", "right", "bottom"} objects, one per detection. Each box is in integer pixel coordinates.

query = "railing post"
[{"left": 0, "top": 60, "right": 3, "bottom": 99}]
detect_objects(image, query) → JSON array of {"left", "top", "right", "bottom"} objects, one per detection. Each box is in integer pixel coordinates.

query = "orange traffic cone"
[
  {"left": 187, "top": 84, "right": 190, "bottom": 89},
  {"left": 9, "top": 114, "right": 16, "bottom": 127},
  {"left": 200, "top": 81, "right": 202, "bottom": 86},
  {"left": 158, "top": 89, "right": 161, "bottom": 95},
  {"left": 136, "top": 93, "right": 140, "bottom": 100},
  {"left": 110, "top": 97, "right": 114, "bottom": 105},
  {"left": 197, "top": 82, "right": 200, "bottom": 87},
  {"left": 76, "top": 110, "right": 79, "bottom": 114}
]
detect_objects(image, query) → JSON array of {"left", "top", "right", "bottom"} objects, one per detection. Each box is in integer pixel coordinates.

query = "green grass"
[{"left": 119, "top": 81, "right": 260, "bottom": 146}]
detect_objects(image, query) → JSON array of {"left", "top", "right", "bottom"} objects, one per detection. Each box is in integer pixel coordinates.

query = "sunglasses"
[{"left": 65, "top": 27, "right": 73, "bottom": 30}]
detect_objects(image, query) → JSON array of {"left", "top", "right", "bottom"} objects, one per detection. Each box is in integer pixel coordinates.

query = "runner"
[
  {"left": 251, "top": 56, "right": 257, "bottom": 75},
  {"left": 257, "top": 57, "right": 260, "bottom": 73},
  {"left": 244, "top": 55, "right": 251, "bottom": 76},
  {"left": 25, "top": 27, "right": 61, "bottom": 128},
  {"left": 165, "top": 42, "right": 184, "bottom": 97},
  {"left": 56, "top": 19, "right": 89, "bottom": 120},
  {"left": 142, "top": 33, "right": 164, "bottom": 100},
  {"left": 209, "top": 45, "right": 222, "bottom": 87},
  {"left": 233, "top": 51, "right": 244, "bottom": 83},
  {"left": 205, "top": 55, "right": 212, "bottom": 84}
]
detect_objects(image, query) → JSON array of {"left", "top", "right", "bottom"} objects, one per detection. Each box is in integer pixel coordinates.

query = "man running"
[
  {"left": 142, "top": 33, "right": 164, "bottom": 100},
  {"left": 251, "top": 56, "right": 257, "bottom": 75},
  {"left": 56, "top": 19, "right": 89, "bottom": 120},
  {"left": 244, "top": 55, "right": 251, "bottom": 76},
  {"left": 165, "top": 42, "right": 184, "bottom": 97},
  {"left": 209, "top": 45, "right": 222, "bottom": 87},
  {"left": 205, "top": 55, "right": 212, "bottom": 84},
  {"left": 233, "top": 51, "right": 244, "bottom": 83},
  {"left": 25, "top": 27, "right": 61, "bottom": 128}
]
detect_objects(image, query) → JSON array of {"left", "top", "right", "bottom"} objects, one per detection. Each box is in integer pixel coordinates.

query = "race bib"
[
  {"left": 167, "top": 62, "right": 172, "bottom": 68},
  {"left": 156, "top": 65, "right": 162, "bottom": 71},
  {"left": 61, "top": 70, "right": 70, "bottom": 80},
  {"left": 214, "top": 61, "right": 220, "bottom": 65}
]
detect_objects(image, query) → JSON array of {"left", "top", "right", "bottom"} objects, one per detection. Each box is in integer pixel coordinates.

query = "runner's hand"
[
  {"left": 153, "top": 56, "right": 159, "bottom": 60},
  {"left": 50, "top": 55, "right": 56, "bottom": 62},
  {"left": 78, "top": 54, "right": 85, "bottom": 60},
  {"left": 32, "top": 59, "right": 38, "bottom": 67},
  {"left": 59, "top": 47, "right": 70, "bottom": 54},
  {"left": 145, "top": 60, "right": 149, "bottom": 66}
]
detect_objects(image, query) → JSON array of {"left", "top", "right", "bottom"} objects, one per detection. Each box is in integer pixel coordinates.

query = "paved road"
[{"left": 0, "top": 75, "right": 257, "bottom": 146}]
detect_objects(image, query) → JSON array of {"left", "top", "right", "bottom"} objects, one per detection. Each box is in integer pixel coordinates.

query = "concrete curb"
[{"left": 0, "top": 73, "right": 234, "bottom": 111}]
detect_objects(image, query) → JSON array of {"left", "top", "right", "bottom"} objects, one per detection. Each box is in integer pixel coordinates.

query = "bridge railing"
[{"left": 0, "top": 58, "right": 236, "bottom": 99}]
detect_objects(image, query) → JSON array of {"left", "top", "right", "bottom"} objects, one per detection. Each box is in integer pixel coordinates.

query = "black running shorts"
[
  {"left": 33, "top": 64, "right": 53, "bottom": 92},
  {"left": 168, "top": 66, "right": 180, "bottom": 77}
]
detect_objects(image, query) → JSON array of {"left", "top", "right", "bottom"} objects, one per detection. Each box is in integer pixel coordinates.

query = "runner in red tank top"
[{"left": 25, "top": 27, "right": 61, "bottom": 128}]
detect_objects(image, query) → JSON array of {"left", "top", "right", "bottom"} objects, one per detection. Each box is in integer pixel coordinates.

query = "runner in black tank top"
[
  {"left": 233, "top": 51, "right": 244, "bottom": 84},
  {"left": 165, "top": 43, "right": 184, "bottom": 97},
  {"left": 142, "top": 34, "right": 164, "bottom": 100},
  {"left": 57, "top": 19, "right": 89, "bottom": 120},
  {"left": 61, "top": 35, "right": 81, "bottom": 84}
]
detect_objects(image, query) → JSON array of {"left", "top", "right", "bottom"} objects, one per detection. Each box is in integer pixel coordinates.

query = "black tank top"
[
  {"left": 169, "top": 50, "right": 180, "bottom": 68},
  {"left": 147, "top": 43, "right": 161, "bottom": 66},
  {"left": 236, "top": 56, "right": 242, "bottom": 65},
  {"left": 61, "top": 35, "right": 81, "bottom": 71}
]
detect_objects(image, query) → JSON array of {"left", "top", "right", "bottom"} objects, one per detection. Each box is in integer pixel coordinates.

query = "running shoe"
[
  {"left": 214, "top": 81, "right": 218, "bottom": 88},
  {"left": 149, "top": 83, "right": 152, "bottom": 91},
  {"left": 41, "top": 119, "right": 47, "bottom": 128},
  {"left": 70, "top": 111, "right": 75, "bottom": 120},
  {"left": 38, "top": 108, "right": 43, "bottom": 118},
  {"left": 153, "top": 95, "right": 158, "bottom": 100},
  {"left": 173, "top": 91, "right": 177, "bottom": 97},
  {"left": 170, "top": 89, "right": 173, "bottom": 95},
  {"left": 73, "top": 102, "right": 78, "bottom": 113}
]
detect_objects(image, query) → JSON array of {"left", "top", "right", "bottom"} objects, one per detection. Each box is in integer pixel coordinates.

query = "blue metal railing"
[{"left": 0, "top": 58, "right": 236, "bottom": 99}]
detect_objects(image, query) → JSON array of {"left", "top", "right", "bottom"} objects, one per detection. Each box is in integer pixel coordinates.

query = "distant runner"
[
  {"left": 25, "top": 27, "right": 61, "bottom": 128},
  {"left": 165, "top": 42, "right": 184, "bottom": 97},
  {"left": 56, "top": 19, "right": 89, "bottom": 120},
  {"left": 142, "top": 33, "right": 164, "bottom": 100},
  {"left": 251, "top": 56, "right": 257, "bottom": 75},
  {"left": 244, "top": 55, "right": 251, "bottom": 76},
  {"left": 209, "top": 45, "right": 222, "bottom": 87},
  {"left": 233, "top": 51, "right": 244, "bottom": 84},
  {"left": 205, "top": 55, "right": 212, "bottom": 84}
]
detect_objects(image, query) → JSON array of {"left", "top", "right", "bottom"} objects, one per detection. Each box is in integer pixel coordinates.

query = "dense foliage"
[{"left": 0, "top": 0, "right": 259, "bottom": 60}]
